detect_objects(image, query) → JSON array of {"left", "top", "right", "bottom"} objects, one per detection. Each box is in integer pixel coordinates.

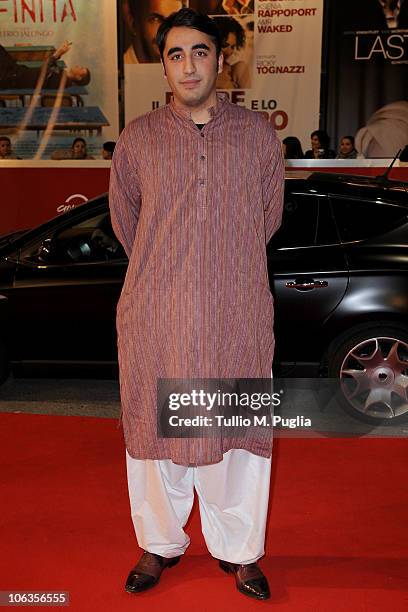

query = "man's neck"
[{"left": 174, "top": 91, "right": 219, "bottom": 124}]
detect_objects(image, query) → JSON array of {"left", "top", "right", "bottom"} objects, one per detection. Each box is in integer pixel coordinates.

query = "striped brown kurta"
[{"left": 109, "top": 92, "right": 284, "bottom": 466}]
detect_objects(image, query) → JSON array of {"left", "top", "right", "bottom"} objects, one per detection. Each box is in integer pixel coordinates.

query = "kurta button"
[
  {"left": 200, "top": 155, "right": 205, "bottom": 161},
  {"left": 199, "top": 179, "right": 205, "bottom": 185}
]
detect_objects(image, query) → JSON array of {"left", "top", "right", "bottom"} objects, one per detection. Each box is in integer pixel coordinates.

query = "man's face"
[
  {"left": 163, "top": 26, "right": 223, "bottom": 109},
  {"left": 102, "top": 148, "right": 112, "bottom": 160},
  {"left": 135, "top": 0, "right": 183, "bottom": 61},
  {"left": 0, "top": 139, "right": 11, "bottom": 158}
]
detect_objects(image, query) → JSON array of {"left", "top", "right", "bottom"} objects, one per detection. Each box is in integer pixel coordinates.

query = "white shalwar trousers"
[{"left": 126, "top": 448, "right": 272, "bottom": 564}]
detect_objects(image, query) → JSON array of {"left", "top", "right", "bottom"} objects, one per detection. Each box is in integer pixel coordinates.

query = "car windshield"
[{"left": 21, "top": 211, "right": 126, "bottom": 264}]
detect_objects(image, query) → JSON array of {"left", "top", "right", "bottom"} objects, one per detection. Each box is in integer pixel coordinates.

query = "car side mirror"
[{"left": 38, "top": 237, "right": 56, "bottom": 262}]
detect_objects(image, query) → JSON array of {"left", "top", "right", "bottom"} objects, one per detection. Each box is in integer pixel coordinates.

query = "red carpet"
[{"left": 1, "top": 413, "right": 408, "bottom": 611}]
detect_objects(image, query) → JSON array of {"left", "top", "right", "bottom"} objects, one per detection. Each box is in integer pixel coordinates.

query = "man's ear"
[{"left": 217, "top": 52, "right": 224, "bottom": 74}]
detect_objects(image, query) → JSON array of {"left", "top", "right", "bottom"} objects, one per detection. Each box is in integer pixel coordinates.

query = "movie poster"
[
  {"left": 0, "top": 0, "right": 119, "bottom": 160},
  {"left": 326, "top": 0, "right": 408, "bottom": 157},
  {"left": 122, "top": 0, "right": 323, "bottom": 150}
]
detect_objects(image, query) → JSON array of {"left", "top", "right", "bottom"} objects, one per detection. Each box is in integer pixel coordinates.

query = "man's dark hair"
[
  {"left": 0, "top": 136, "right": 11, "bottom": 144},
  {"left": 215, "top": 16, "right": 246, "bottom": 50},
  {"left": 156, "top": 7, "right": 222, "bottom": 62},
  {"left": 311, "top": 129, "right": 331, "bottom": 149},
  {"left": 103, "top": 141, "right": 116, "bottom": 154},
  {"left": 127, "top": 0, "right": 143, "bottom": 21}
]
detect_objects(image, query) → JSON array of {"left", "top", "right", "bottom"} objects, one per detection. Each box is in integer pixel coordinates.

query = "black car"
[{"left": 1, "top": 171, "right": 408, "bottom": 423}]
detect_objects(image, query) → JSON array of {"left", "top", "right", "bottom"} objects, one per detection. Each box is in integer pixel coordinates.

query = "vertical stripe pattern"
[{"left": 109, "top": 92, "right": 284, "bottom": 466}]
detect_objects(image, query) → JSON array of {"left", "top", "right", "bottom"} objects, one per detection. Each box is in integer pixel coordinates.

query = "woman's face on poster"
[{"left": 222, "top": 32, "right": 237, "bottom": 58}]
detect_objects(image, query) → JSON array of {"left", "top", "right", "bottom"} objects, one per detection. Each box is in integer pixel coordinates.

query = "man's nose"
[{"left": 183, "top": 54, "right": 196, "bottom": 74}]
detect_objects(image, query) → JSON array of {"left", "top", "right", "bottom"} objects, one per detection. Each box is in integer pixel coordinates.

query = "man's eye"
[
  {"left": 170, "top": 54, "right": 182, "bottom": 61},
  {"left": 147, "top": 15, "right": 162, "bottom": 23},
  {"left": 195, "top": 51, "right": 207, "bottom": 57}
]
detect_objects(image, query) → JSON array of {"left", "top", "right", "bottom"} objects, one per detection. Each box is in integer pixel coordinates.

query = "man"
[
  {"left": 123, "top": 0, "right": 184, "bottom": 63},
  {"left": 0, "top": 41, "right": 90, "bottom": 90},
  {"left": 109, "top": 8, "right": 284, "bottom": 601},
  {"left": 102, "top": 141, "right": 116, "bottom": 160}
]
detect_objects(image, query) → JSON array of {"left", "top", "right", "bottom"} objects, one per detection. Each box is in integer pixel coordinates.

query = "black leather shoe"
[
  {"left": 125, "top": 551, "right": 181, "bottom": 593},
  {"left": 219, "top": 559, "right": 271, "bottom": 600}
]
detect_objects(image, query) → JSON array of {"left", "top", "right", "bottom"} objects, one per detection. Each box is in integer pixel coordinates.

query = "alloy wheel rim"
[{"left": 340, "top": 336, "right": 408, "bottom": 419}]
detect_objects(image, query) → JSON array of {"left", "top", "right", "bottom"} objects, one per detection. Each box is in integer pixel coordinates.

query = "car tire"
[{"left": 327, "top": 324, "right": 408, "bottom": 424}]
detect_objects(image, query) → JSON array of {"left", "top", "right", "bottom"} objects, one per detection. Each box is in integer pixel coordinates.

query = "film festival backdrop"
[
  {"left": 326, "top": 0, "right": 408, "bottom": 158},
  {"left": 0, "top": 0, "right": 408, "bottom": 234},
  {"left": 0, "top": 0, "right": 119, "bottom": 159},
  {"left": 122, "top": 0, "right": 324, "bottom": 150}
]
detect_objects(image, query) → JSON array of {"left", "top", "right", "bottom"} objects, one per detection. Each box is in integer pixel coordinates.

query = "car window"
[
  {"left": 268, "top": 193, "right": 318, "bottom": 249},
  {"left": 21, "top": 212, "right": 126, "bottom": 264},
  {"left": 331, "top": 198, "right": 408, "bottom": 242}
]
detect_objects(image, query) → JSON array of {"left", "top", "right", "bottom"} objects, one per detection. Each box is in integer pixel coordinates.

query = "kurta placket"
[
  {"left": 109, "top": 92, "right": 284, "bottom": 466},
  {"left": 198, "top": 124, "right": 207, "bottom": 222}
]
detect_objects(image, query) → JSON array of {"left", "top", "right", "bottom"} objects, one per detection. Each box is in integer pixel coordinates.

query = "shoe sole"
[{"left": 219, "top": 560, "right": 271, "bottom": 601}]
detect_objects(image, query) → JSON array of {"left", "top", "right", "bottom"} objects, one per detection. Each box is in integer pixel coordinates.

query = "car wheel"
[{"left": 327, "top": 325, "right": 408, "bottom": 424}]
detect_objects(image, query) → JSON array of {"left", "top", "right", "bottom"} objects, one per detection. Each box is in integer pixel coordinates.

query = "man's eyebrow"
[
  {"left": 192, "top": 43, "right": 210, "bottom": 51},
  {"left": 167, "top": 43, "right": 211, "bottom": 56},
  {"left": 167, "top": 46, "right": 183, "bottom": 56}
]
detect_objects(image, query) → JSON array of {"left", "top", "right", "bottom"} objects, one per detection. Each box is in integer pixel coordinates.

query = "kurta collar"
[{"left": 169, "top": 91, "right": 230, "bottom": 126}]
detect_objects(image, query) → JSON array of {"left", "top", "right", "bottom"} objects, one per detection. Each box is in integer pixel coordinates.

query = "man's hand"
[{"left": 54, "top": 40, "right": 72, "bottom": 60}]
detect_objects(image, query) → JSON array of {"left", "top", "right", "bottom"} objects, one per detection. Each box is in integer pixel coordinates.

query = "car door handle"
[{"left": 286, "top": 280, "right": 328, "bottom": 290}]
